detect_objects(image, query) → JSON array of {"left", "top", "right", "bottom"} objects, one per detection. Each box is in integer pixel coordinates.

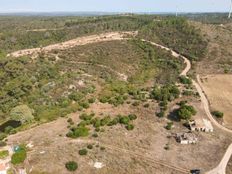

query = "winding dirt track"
[
  {"left": 142, "top": 39, "right": 232, "bottom": 134},
  {"left": 141, "top": 39, "right": 232, "bottom": 174},
  {"left": 7, "top": 31, "right": 137, "bottom": 58},
  {"left": 206, "top": 144, "right": 232, "bottom": 174}
]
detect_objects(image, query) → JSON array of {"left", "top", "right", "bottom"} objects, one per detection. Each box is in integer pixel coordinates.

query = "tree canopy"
[{"left": 10, "top": 105, "right": 34, "bottom": 124}]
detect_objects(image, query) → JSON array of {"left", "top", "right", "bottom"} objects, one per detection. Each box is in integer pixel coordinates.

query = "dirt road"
[
  {"left": 141, "top": 39, "right": 232, "bottom": 174},
  {"left": 7, "top": 31, "right": 137, "bottom": 58},
  {"left": 206, "top": 144, "right": 232, "bottom": 174},
  {"left": 141, "top": 39, "right": 191, "bottom": 76},
  {"left": 142, "top": 39, "right": 232, "bottom": 134},
  {"left": 194, "top": 76, "right": 232, "bottom": 134}
]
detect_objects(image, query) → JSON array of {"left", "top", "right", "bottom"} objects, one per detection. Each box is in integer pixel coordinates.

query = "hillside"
[{"left": 0, "top": 15, "right": 231, "bottom": 174}]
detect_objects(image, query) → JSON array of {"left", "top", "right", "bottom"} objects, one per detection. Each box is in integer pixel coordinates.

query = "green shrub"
[
  {"left": 182, "top": 90, "right": 194, "bottom": 96},
  {"left": 212, "top": 111, "right": 224, "bottom": 118},
  {"left": 157, "top": 111, "right": 165, "bottom": 118},
  {"left": 88, "top": 98, "right": 96, "bottom": 103},
  {"left": 67, "top": 126, "right": 89, "bottom": 138},
  {"left": 107, "top": 117, "right": 119, "bottom": 126},
  {"left": 73, "top": 126, "right": 89, "bottom": 137},
  {"left": 0, "top": 150, "right": 9, "bottom": 159},
  {"left": 68, "top": 92, "right": 84, "bottom": 102},
  {"left": 67, "top": 118, "right": 73, "bottom": 123},
  {"left": 177, "top": 104, "right": 196, "bottom": 120},
  {"left": 100, "top": 147, "right": 106, "bottom": 151},
  {"left": 100, "top": 116, "right": 111, "bottom": 126},
  {"left": 166, "top": 122, "right": 173, "bottom": 130},
  {"left": 11, "top": 146, "right": 27, "bottom": 165},
  {"left": 87, "top": 144, "right": 93, "bottom": 149},
  {"left": 126, "top": 124, "right": 134, "bottom": 130},
  {"left": 119, "top": 116, "right": 130, "bottom": 125},
  {"left": 4, "top": 126, "right": 14, "bottom": 134},
  {"left": 10, "top": 105, "right": 34, "bottom": 124},
  {"left": 0, "top": 141, "right": 6, "bottom": 147},
  {"left": 132, "top": 101, "right": 140, "bottom": 106},
  {"left": 92, "top": 118, "right": 101, "bottom": 128},
  {"left": 179, "top": 76, "right": 192, "bottom": 84},
  {"left": 128, "top": 114, "right": 137, "bottom": 121},
  {"left": 79, "top": 149, "right": 88, "bottom": 155},
  {"left": 0, "top": 133, "right": 7, "bottom": 141},
  {"left": 79, "top": 113, "right": 94, "bottom": 121},
  {"left": 79, "top": 102, "right": 90, "bottom": 109},
  {"left": 65, "top": 161, "right": 78, "bottom": 171},
  {"left": 92, "top": 133, "right": 98, "bottom": 138},
  {"left": 143, "top": 103, "right": 150, "bottom": 108},
  {"left": 95, "top": 127, "right": 100, "bottom": 132},
  {"left": 151, "top": 85, "right": 180, "bottom": 102}
]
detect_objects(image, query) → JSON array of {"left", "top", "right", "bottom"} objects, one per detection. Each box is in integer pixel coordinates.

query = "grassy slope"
[
  {"left": 191, "top": 21, "right": 232, "bottom": 74},
  {"left": 0, "top": 39, "right": 183, "bottom": 122}
]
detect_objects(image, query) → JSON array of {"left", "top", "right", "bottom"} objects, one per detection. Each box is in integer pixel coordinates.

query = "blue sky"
[{"left": 0, "top": 0, "right": 231, "bottom": 13}]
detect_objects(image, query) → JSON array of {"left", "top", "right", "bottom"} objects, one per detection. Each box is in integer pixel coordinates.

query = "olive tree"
[{"left": 10, "top": 105, "right": 34, "bottom": 124}]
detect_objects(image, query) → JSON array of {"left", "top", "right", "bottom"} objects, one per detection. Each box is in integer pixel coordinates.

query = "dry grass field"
[
  {"left": 6, "top": 98, "right": 232, "bottom": 174},
  {"left": 200, "top": 74, "right": 232, "bottom": 129}
]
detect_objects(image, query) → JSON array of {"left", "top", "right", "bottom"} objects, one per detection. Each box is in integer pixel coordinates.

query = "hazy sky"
[{"left": 0, "top": 0, "right": 231, "bottom": 13}]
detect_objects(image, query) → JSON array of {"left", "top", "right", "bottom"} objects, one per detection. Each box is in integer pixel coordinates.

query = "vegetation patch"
[
  {"left": 65, "top": 161, "right": 78, "bottom": 171},
  {"left": 177, "top": 103, "right": 197, "bottom": 120},
  {"left": 11, "top": 145, "right": 27, "bottom": 165},
  {"left": 0, "top": 150, "right": 9, "bottom": 159},
  {"left": 66, "top": 113, "right": 138, "bottom": 139},
  {"left": 212, "top": 110, "right": 224, "bottom": 118}
]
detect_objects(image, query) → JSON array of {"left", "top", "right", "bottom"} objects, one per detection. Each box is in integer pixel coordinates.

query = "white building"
[{"left": 189, "top": 119, "right": 213, "bottom": 132}]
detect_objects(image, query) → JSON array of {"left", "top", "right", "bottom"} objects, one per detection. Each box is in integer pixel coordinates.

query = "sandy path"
[
  {"left": 206, "top": 144, "right": 232, "bottom": 174},
  {"left": 194, "top": 75, "right": 232, "bottom": 133},
  {"left": 141, "top": 39, "right": 232, "bottom": 174},
  {"left": 142, "top": 39, "right": 232, "bottom": 133},
  {"left": 7, "top": 31, "right": 137, "bottom": 58}
]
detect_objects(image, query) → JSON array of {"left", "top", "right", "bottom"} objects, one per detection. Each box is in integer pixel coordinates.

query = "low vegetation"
[
  {"left": 65, "top": 161, "right": 78, "bottom": 171},
  {"left": 139, "top": 17, "right": 207, "bottom": 61},
  {"left": 212, "top": 110, "right": 224, "bottom": 118},
  {"left": 79, "top": 149, "right": 88, "bottom": 156},
  {"left": 66, "top": 113, "right": 138, "bottom": 139},
  {"left": 11, "top": 146, "right": 27, "bottom": 165},
  {"left": 0, "top": 150, "right": 9, "bottom": 159},
  {"left": 179, "top": 76, "right": 192, "bottom": 85},
  {"left": 177, "top": 102, "right": 197, "bottom": 120}
]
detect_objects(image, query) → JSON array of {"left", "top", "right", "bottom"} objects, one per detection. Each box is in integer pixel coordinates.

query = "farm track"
[
  {"left": 142, "top": 39, "right": 232, "bottom": 134},
  {"left": 141, "top": 39, "right": 232, "bottom": 174}
]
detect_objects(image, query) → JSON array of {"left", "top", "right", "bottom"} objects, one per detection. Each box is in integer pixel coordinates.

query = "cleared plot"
[{"left": 200, "top": 74, "right": 232, "bottom": 129}]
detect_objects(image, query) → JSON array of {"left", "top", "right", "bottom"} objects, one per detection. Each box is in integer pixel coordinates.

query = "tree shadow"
[
  {"left": 0, "top": 120, "right": 21, "bottom": 132},
  {"left": 167, "top": 109, "right": 181, "bottom": 122}
]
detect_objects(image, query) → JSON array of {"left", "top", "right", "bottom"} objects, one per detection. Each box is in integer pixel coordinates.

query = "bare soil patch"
[{"left": 200, "top": 74, "right": 232, "bottom": 129}]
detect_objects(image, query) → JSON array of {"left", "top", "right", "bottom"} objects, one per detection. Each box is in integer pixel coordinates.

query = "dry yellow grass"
[{"left": 201, "top": 74, "right": 232, "bottom": 129}]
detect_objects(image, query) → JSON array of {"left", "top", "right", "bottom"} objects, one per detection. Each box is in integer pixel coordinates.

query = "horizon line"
[{"left": 0, "top": 11, "right": 230, "bottom": 14}]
